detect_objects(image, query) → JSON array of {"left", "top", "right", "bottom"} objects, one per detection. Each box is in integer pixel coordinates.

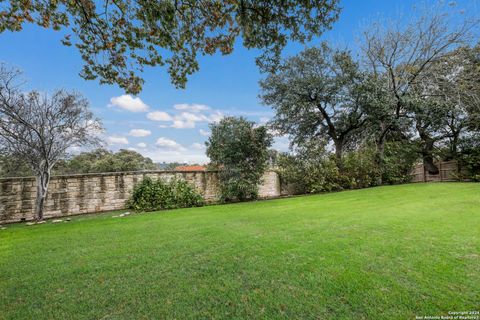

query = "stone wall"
[{"left": 0, "top": 170, "right": 284, "bottom": 223}]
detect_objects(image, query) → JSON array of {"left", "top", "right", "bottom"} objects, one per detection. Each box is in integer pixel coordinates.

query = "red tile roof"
[{"left": 174, "top": 165, "right": 206, "bottom": 171}]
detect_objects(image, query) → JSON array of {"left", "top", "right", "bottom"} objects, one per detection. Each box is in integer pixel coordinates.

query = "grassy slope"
[{"left": 0, "top": 183, "right": 479, "bottom": 319}]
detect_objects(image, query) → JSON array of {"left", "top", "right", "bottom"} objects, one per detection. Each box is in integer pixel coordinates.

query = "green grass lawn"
[{"left": 1, "top": 183, "right": 479, "bottom": 319}]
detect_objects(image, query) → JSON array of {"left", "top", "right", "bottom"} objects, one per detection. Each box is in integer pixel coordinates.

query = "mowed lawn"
[{"left": 1, "top": 183, "right": 479, "bottom": 319}]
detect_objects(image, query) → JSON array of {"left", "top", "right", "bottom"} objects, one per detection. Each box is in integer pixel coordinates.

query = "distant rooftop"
[{"left": 174, "top": 165, "right": 206, "bottom": 172}]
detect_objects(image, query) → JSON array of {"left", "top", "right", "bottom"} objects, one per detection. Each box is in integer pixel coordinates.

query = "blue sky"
[{"left": 0, "top": 0, "right": 478, "bottom": 163}]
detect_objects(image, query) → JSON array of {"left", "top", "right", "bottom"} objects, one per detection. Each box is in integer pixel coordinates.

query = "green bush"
[
  {"left": 342, "top": 148, "right": 381, "bottom": 189},
  {"left": 126, "top": 177, "right": 204, "bottom": 212},
  {"left": 277, "top": 142, "right": 416, "bottom": 194},
  {"left": 217, "top": 169, "right": 261, "bottom": 202},
  {"left": 458, "top": 136, "right": 480, "bottom": 181},
  {"left": 381, "top": 141, "right": 417, "bottom": 184},
  {"left": 277, "top": 152, "right": 344, "bottom": 194},
  {"left": 206, "top": 117, "right": 273, "bottom": 202}
]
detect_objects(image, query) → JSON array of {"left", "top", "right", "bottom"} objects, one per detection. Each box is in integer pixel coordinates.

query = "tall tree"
[
  {"left": 260, "top": 43, "right": 369, "bottom": 169},
  {"left": 0, "top": 65, "right": 102, "bottom": 220},
  {"left": 433, "top": 45, "right": 480, "bottom": 158},
  {"left": 361, "top": 4, "right": 479, "bottom": 172},
  {"left": 407, "top": 45, "right": 480, "bottom": 172},
  {"left": 0, "top": 0, "right": 340, "bottom": 94},
  {"left": 206, "top": 116, "right": 272, "bottom": 202}
]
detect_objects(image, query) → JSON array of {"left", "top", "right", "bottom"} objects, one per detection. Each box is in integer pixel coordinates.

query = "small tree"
[
  {"left": 206, "top": 117, "right": 272, "bottom": 202},
  {"left": 0, "top": 65, "right": 102, "bottom": 220}
]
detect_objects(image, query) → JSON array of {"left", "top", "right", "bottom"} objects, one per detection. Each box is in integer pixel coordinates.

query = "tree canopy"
[
  {"left": 0, "top": 0, "right": 340, "bottom": 93},
  {"left": 64, "top": 148, "right": 159, "bottom": 173},
  {"left": 262, "top": 3, "right": 480, "bottom": 188},
  {"left": 361, "top": 5, "right": 479, "bottom": 173},
  {"left": 260, "top": 43, "right": 370, "bottom": 168}
]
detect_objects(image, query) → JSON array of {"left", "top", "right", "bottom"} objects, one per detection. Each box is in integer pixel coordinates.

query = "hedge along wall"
[{"left": 0, "top": 170, "right": 284, "bottom": 223}]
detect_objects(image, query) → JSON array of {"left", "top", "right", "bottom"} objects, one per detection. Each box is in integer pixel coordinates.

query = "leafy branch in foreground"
[{"left": 0, "top": 0, "right": 340, "bottom": 93}]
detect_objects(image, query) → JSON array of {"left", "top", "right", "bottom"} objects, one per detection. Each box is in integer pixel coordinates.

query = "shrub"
[
  {"left": 206, "top": 117, "right": 273, "bottom": 202},
  {"left": 277, "top": 152, "right": 344, "bottom": 194},
  {"left": 277, "top": 142, "right": 416, "bottom": 194},
  {"left": 458, "top": 136, "right": 480, "bottom": 181},
  {"left": 342, "top": 147, "right": 381, "bottom": 189},
  {"left": 217, "top": 169, "right": 261, "bottom": 202},
  {"left": 381, "top": 141, "right": 417, "bottom": 184},
  {"left": 126, "top": 177, "right": 204, "bottom": 212}
]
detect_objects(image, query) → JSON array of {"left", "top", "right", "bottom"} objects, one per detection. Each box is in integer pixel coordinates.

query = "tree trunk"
[
  {"left": 34, "top": 169, "right": 51, "bottom": 221},
  {"left": 375, "top": 136, "right": 386, "bottom": 185},
  {"left": 450, "top": 132, "right": 459, "bottom": 160},
  {"left": 417, "top": 124, "right": 439, "bottom": 175},
  {"left": 373, "top": 121, "right": 390, "bottom": 185},
  {"left": 334, "top": 139, "right": 344, "bottom": 171},
  {"left": 421, "top": 138, "right": 439, "bottom": 175}
]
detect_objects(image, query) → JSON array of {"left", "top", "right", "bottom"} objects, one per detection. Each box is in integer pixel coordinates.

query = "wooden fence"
[{"left": 411, "top": 160, "right": 460, "bottom": 182}]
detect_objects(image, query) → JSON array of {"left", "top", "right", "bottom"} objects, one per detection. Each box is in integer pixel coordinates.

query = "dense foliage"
[
  {"left": 61, "top": 148, "right": 158, "bottom": 174},
  {"left": 277, "top": 141, "right": 417, "bottom": 194},
  {"left": 262, "top": 5, "right": 480, "bottom": 186},
  {"left": 260, "top": 43, "right": 369, "bottom": 168},
  {"left": 126, "top": 177, "right": 204, "bottom": 212},
  {"left": 0, "top": 0, "right": 339, "bottom": 93},
  {"left": 0, "top": 148, "right": 159, "bottom": 178},
  {"left": 457, "top": 136, "right": 480, "bottom": 182},
  {"left": 206, "top": 117, "right": 272, "bottom": 202},
  {"left": 0, "top": 154, "right": 32, "bottom": 177}
]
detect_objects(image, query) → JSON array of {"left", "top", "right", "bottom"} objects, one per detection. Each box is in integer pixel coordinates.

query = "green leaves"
[
  {"left": 0, "top": 0, "right": 340, "bottom": 93},
  {"left": 126, "top": 177, "right": 205, "bottom": 212},
  {"left": 57, "top": 148, "right": 158, "bottom": 174},
  {"left": 206, "top": 116, "right": 273, "bottom": 202},
  {"left": 260, "top": 43, "right": 369, "bottom": 168}
]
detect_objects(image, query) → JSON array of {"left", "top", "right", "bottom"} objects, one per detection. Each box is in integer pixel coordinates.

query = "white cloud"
[
  {"left": 271, "top": 135, "right": 290, "bottom": 152},
  {"left": 207, "top": 111, "right": 224, "bottom": 123},
  {"left": 106, "top": 136, "right": 129, "bottom": 145},
  {"left": 67, "top": 145, "right": 83, "bottom": 154},
  {"left": 127, "top": 147, "right": 137, "bottom": 152},
  {"left": 142, "top": 149, "right": 209, "bottom": 164},
  {"left": 86, "top": 119, "right": 104, "bottom": 136},
  {"left": 109, "top": 95, "right": 149, "bottom": 112},
  {"left": 191, "top": 142, "right": 205, "bottom": 150},
  {"left": 169, "top": 111, "right": 222, "bottom": 129},
  {"left": 199, "top": 129, "right": 210, "bottom": 136},
  {"left": 259, "top": 117, "right": 270, "bottom": 124},
  {"left": 128, "top": 129, "right": 151, "bottom": 137},
  {"left": 146, "top": 103, "right": 224, "bottom": 129},
  {"left": 147, "top": 111, "right": 172, "bottom": 121},
  {"left": 168, "top": 112, "right": 207, "bottom": 129},
  {"left": 155, "top": 137, "right": 185, "bottom": 151},
  {"left": 174, "top": 103, "right": 210, "bottom": 113},
  {"left": 137, "top": 142, "right": 147, "bottom": 148},
  {"left": 178, "top": 112, "right": 208, "bottom": 122},
  {"left": 171, "top": 120, "right": 196, "bottom": 129}
]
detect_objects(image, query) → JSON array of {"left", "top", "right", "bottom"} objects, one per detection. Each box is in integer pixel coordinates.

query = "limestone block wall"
[{"left": 0, "top": 170, "right": 283, "bottom": 223}]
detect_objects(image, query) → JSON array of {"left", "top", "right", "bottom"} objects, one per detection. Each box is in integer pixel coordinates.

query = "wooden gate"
[{"left": 411, "top": 160, "right": 459, "bottom": 182}]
